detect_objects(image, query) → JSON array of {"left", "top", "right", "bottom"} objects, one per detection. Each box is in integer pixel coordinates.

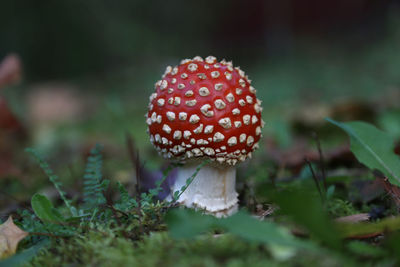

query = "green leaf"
[
  {"left": 165, "top": 209, "right": 317, "bottom": 251},
  {"left": 221, "top": 211, "right": 315, "bottom": 250},
  {"left": 31, "top": 194, "right": 65, "bottom": 223},
  {"left": 378, "top": 110, "right": 400, "bottom": 138},
  {"left": 272, "top": 190, "right": 341, "bottom": 249},
  {"left": 165, "top": 209, "right": 216, "bottom": 239},
  {"left": 82, "top": 144, "right": 106, "bottom": 210},
  {"left": 384, "top": 231, "right": 400, "bottom": 260},
  {"left": 26, "top": 148, "right": 76, "bottom": 216},
  {"left": 0, "top": 239, "right": 49, "bottom": 267},
  {"left": 346, "top": 241, "right": 386, "bottom": 258},
  {"left": 326, "top": 118, "right": 400, "bottom": 186}
]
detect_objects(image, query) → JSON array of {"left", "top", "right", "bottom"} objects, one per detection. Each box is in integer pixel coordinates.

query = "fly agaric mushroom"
[{"left": 146, "top": 56, "right": 264, "bottom": 216}]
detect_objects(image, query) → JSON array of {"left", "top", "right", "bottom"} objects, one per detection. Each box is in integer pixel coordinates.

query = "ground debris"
[{"left": 0, "top": 216, "right": 28, "bottom": 259}]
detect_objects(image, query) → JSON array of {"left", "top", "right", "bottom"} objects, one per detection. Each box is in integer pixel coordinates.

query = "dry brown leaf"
[{"left": 0, "top": 216, "right": 28, "bottom": 259}]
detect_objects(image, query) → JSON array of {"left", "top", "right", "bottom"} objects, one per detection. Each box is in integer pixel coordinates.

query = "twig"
[
  {"left": 305, "top": 158, "right": 324, "bottom": 202},
  {"left": 150, "top": 163, "right": 178, "bottom": 198},
  {"left": 312, "top": 132, "right": 327, "bottom": 193},
  {"left": 29, "top": 232, "right": 64, "bottom": 239},
  {"left": 105, "top": 202, "right": 130, "bottom": 239},
  {"left": 107, "top": 205, "right": 129, "bottom": 218},
  {"left": 125, "top": 133, "right": 143, "bottom": 235},
  {"left": 105, "top": 198, "right": 122, "bottom": 227},
  {"left": 269, "top": 170, "right": 276, "bottom": 188}
]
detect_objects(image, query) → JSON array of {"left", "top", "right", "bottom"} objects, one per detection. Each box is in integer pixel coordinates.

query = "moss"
[
  {"left": 27, "top": 232, "right": 287, "bottom": 267},
  {"left": 327, "top": 199, "right": 358, "bottom": 218},
  {"left": 25, "top": 228, "right": 355, "bottom": 267}
]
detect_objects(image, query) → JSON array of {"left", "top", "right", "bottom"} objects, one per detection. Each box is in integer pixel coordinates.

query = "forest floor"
[{"left": 0, "top": 52, "right": 400, "bottom": 267}]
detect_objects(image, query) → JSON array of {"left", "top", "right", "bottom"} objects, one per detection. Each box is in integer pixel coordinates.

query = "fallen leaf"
[
  {"left": 0, "top": 216, "right": 28, "bottom": 259},
  {"left": 335, "top": 213, "right": 370, "bottom": 223}
]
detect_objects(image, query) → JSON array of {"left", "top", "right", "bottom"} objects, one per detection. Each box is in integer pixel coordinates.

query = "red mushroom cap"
[{"left": 146, "top": 56, "right": 264, "bottom": 165}]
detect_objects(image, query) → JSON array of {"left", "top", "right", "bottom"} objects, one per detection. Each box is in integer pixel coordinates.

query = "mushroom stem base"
[{"left": 171, "top": 163, "right": 238, "bottom": 217}]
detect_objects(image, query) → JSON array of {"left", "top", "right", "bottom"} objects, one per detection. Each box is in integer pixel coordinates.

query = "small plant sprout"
[{"left": 146, "top": 56, "right": 264, "bottom": 217}]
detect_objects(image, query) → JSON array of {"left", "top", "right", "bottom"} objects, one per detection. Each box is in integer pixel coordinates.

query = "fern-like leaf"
[
  {"left": 114, "top": 182, "right": 137, "bottom": 211},
  {"left": 171, "top": 160, "right": 209, "bottom": 202},
  {"left": 82, "top": 144, "right": 107, "bottom": 210},
  {"left": 26, "top": 148, "right": 77, "bottom": 216}
]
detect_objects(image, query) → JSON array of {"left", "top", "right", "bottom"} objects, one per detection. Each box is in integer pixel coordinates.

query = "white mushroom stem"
[{"left": 171, "top": 163, "right": 238, "bottom": 217}]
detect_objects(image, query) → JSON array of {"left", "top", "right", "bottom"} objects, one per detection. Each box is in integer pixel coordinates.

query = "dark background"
[{"left": 0, "top": 0, "right": 397, "bottom": 80}]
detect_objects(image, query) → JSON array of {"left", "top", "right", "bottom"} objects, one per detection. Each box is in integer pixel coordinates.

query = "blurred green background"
[
  {"left": 2, "top": 1, "right": 400, "bottom": 99},
  {"left": 1, "top": 0, "right": 400, "bottom": 154}
]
